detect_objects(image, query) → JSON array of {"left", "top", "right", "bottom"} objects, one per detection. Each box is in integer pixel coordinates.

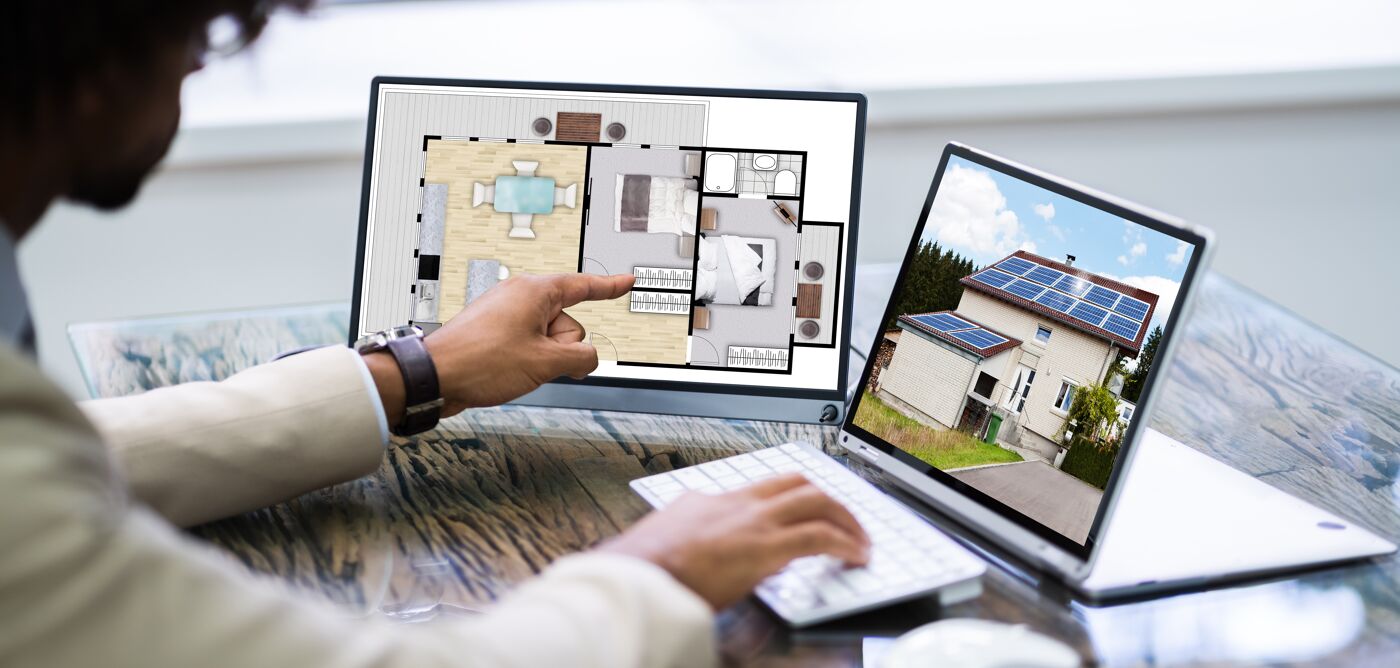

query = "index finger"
[{"left": 549, "top": 273, "right": 634, "bottom": 310}]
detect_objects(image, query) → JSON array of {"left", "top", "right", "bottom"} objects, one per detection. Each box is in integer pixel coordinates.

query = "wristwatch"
[{"left": 354, "top": 325, "right": 444, "bottom": 436}]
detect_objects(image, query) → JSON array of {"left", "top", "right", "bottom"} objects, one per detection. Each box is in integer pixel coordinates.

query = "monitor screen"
[
  {"left": 353, "top": 79, "right": 861, "bottom": 398},
  {"left": 848, "top": 148, "right": 1201, "bottom": 552}
]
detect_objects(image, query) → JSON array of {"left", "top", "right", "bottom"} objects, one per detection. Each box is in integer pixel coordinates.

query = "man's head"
[{"left": 0, "top": 1, "right": 310, "bottom": 217}]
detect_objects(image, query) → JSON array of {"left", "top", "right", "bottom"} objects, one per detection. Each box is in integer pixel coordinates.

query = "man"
[{"left": 0, "top": 2, "right": 869, "bottom": 667}]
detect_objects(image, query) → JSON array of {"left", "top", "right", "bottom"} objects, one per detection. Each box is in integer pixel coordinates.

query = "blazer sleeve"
[
  {"left": 78, "top": 346, "right": 388, "bottom": 527},
  {"left": 1, "top": 346, "right": 719, "bottom": 668}
]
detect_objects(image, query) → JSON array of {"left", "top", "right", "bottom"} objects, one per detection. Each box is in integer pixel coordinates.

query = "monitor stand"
[{"left": 1081, "top": 428, "right": 1394, "bottom": 600}]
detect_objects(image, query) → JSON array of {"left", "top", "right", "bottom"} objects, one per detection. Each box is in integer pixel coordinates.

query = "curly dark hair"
[{"left": 1, "top": 0, "right": 313, "bottom": 133}]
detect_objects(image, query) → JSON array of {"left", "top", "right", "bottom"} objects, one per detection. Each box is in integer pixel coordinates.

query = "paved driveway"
[{"left": 949, "top": 461, "right": 1104, "bottom": 544}]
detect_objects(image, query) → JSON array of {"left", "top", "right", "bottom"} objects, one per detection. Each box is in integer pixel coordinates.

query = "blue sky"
[{"left": 922, "top": 155, "right": 1195, "bottom": 333}]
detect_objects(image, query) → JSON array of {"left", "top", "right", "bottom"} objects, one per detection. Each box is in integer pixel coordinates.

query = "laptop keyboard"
[{"left": 630, "top": 442, "right": 985, "bottom": 626}]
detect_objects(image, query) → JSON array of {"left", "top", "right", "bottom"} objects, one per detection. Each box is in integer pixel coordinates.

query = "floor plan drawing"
[{"left": 357, "top": 82, "right": 858, "bottom": 389}]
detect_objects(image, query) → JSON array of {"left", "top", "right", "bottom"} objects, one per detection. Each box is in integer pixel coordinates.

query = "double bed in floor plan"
[{"left": 357, "top": 82, "right": 858, "bottom": 388}]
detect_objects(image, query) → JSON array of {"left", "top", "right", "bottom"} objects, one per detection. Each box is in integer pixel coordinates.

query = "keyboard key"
[
  {"left": 771, "top": 460, "right": 806, "bottom": 474},
  {"left": 671, "top": 467, "right": 712, "bottom": 489},
  {"left": 712, "top": 474, "right": 746, "bottom": 490},
  {"left": 813, "top": 577, "right": 857, "bottom": 605},
  {"left": 649, "top": 480, "right": 683, "bottom": 496},
  {"left": 698, "top": 460, "right": 738, "bottom": 478},
  {"left": 729, "top": 453, "right": 764, "bottom": 468},
  {"left": 837, "top": 568, "right": 883, "bottom": 594}
]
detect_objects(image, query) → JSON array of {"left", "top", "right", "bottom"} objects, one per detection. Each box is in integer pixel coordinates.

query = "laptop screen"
[
  {"left": 847, "top": 145, "right": 1203, "bottom": 555},
  {"left": 352, "top": 79, "right": 862, "bottom": 399}
]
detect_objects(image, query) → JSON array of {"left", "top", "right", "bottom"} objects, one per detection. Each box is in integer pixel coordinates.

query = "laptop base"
[{"left": 1078, "top": 428, "right": 1395, "bottom": 600}]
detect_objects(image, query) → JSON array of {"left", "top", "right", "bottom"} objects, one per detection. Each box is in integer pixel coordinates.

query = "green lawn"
[{"left": 854, "top": 391, "right": 1022, "bottom": 470}]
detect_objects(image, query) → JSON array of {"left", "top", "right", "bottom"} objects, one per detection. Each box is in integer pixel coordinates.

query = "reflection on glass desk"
[
  {"left": 69, "top": 273, "right": 1400, "bottom": 666},
  {"left": 68, "top": 302, "right": 348, "bottom": 399}
]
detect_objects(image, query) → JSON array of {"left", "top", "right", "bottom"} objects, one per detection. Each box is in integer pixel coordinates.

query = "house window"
[
  {"left": 1035, "top": 326, "right": 1052, "bottom": 345},
  {"left": 1121, "top": 405, "right": 1135, "bottom": 423},
  {"left": 973, "top": 372, "right": 997, "bottom": 399},
  {"left": 1054, "top": 381, "right": 1078, "bottom": 414}
]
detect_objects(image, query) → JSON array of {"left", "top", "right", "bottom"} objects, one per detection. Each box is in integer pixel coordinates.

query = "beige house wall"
[{"left": 879, "top": 330, "right": 977, "bottom": 429}]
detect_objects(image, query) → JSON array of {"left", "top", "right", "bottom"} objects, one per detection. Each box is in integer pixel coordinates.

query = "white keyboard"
[{"left": 630, "top": 442, "right": 985, "bottom": 627}]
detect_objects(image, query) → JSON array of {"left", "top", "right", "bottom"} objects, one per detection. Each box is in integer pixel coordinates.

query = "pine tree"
[
  {"left": 884, "top": 242, "right": 978, "bottom": 329},
  {"left": 1120, "top": 325, "right": 1162, "bottom": 403}
]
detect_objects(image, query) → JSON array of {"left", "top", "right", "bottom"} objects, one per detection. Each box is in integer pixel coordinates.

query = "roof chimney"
[{"left": 1065, "top": 254, "right": 1076, "bottom": 267}]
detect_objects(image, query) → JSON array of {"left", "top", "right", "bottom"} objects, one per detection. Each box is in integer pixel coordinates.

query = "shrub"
[{"left": 1058, "top": 382, "right": 1122, "bottom": 489}]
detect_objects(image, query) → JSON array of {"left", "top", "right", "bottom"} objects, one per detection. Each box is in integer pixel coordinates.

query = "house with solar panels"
[{"left": 874, "top": 251, "right": 1159, "bottom": 462}]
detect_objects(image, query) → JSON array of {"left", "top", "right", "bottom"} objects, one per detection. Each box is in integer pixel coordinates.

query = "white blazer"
[{"left": 0, "top": 343, "right": 715, "bottom": 667}]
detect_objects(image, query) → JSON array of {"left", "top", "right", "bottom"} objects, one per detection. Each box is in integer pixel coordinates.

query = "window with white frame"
[
  {"left": 1034, "top": 325, "right": 1052, "bottom": 345},
  {"left": 1053, "top": 380, "right": 1077, "bottom": 413}
]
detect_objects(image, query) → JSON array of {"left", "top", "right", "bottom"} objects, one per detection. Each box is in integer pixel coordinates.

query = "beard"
[
  {"left": 67, "top": 165, "right": 151, "bottom": 210},
  {"left": 66, "top": 114, "right": 177, "bottom": 211}
]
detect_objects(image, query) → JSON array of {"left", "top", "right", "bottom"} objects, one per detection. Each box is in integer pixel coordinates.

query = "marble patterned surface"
[
  {"left": 73, "top": 273, "right": 1400, "bottom": 665},
  {"left": 69, "top": 302, "right": 348, "bottom": 399}
]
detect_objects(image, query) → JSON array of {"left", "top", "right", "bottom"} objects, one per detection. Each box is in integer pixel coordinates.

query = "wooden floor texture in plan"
[{"left": 424, "top": 140, "right": 687, "bottom": 364}]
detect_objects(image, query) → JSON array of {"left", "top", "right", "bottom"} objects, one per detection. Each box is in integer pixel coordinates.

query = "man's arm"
[
  {"left": 2, "top": 358, "right": 716, "bottom": 668},
  {"left": 79, "top": 345, "right": 388, "bottom": 527},
  {"left": 81, "top": 273, "right": 637, "bottom": 528}
]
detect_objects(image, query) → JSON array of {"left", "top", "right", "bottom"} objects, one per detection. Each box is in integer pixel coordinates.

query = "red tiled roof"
[
  {"left": 958, "top": 250, "right": 1159, "bottom": 355},
  {"left": 897, "top": 310, "right": 1022, "bottom": 359}
]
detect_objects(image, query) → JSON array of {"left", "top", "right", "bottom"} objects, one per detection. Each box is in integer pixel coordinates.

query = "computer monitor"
[{"left": 351, "top": 78, "right": 865, "bottom": 423}]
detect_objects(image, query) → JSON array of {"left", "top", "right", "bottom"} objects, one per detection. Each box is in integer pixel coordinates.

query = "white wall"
[{"left": 21, "top": 159, "right": 366, "bottom": 395}]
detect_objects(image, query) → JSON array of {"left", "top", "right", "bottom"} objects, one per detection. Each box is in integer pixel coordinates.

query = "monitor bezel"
[
  {"left": 349, "top": 77, "right": 866, "bottom": 416},
  {"left": 842, "top": 142, "right": 1212, "bottom": 560}
]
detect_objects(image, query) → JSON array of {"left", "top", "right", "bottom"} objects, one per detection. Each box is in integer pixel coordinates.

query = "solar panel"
[
  {"left": 996, "top": 257, "right": 1035, "bottom": 275},
  {"left": 912, "top": 313, "right": 975, "bottom": 332},
  {"left": 1102, "top": 314, "right": 1142, "bottom": 340},
  {"left": 1004, "top": 280, "right": 1045, "bottom": 301},
  {"left": 1084, "top": 285, "right": 1121, "bottom": 309},
  {"left": 1052, "top": 274, "right": 1092, "bottom": 297},
  {"left": 950, "top": 328, "right": 1009, "bottom": 350},
  {"left": 969, "top": 269, "right": 1016, "bottom": 289},
  {"left": 1068, "top": 302, "right": 1109, "bottom": 326},
  {"left": 1025, "top": 266, "right": 1064, "bottom": 287},
  {"left": 1113, "top": 295, "right": 1150, "bottom": 322},
  {"left": 1034, "top": 291, "right": 1075, "bottom": 313}
]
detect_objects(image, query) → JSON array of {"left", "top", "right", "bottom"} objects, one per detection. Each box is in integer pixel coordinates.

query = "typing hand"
[
  {"left": 598, "top": 473, "right": 871, "bottom": 610},
  {"left": 424, "top": 273, "right": 634, "bottom": 415}
]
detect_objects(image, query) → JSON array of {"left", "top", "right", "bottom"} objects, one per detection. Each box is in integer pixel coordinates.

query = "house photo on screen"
[{"left": 854, "top": 155, "right": 1193, "bottom": 544}]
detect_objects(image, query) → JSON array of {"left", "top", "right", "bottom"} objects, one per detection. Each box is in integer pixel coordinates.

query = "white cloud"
[
  {"left": 1166, "top": 240, "right": 1189, "bottom": 266},
  {"left": 1117, "top": 240, "right": 1147, "bottom": 267},
  {"left": 925, "top": 164, "right": 1032, "bottom": 262},
  {"left": 1031, "top": 202, "right": 1066, "bottom": 241}
]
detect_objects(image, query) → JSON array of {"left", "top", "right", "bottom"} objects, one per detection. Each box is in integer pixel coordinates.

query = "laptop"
[
  {"left": 633, "top": 143, "right": 1394, "bottom": 626},
  {"left": 349, "top": 77, "right": 864, "bottom": 424}
]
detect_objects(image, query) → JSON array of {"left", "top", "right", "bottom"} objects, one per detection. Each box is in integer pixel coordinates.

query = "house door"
[{"left": 1004, "top": 364, "right": 1036, "bottom": 413}]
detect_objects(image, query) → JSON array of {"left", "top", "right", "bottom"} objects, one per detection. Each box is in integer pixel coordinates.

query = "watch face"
[{"left": 388, "top": 324, "right": 424, "bottom": 340}]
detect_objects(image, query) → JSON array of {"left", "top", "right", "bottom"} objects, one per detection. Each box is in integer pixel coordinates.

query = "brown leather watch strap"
[{"left": 385, "top": 335, "right": 443, "bottom": 435}]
